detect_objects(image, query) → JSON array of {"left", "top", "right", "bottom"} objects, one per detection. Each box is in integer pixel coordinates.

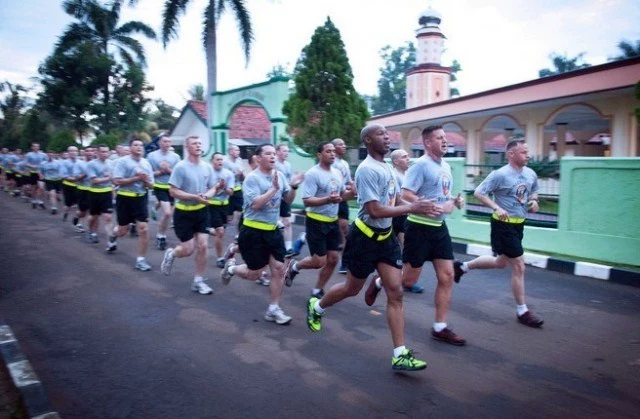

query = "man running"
[
  {"left": 24, "top": 142, "right": 48, "bottom": 209},
  {"left": 39, "top": 151, "right": 62, "bottom": 214},
  {"left": 224, "top": 144, "right": 245, "bottom": 225},
  {"left": 160, "top": 136, "right": 218, "bottom": 295},
  {"left": 331, "top": 138, "right": 354, "bottom": 273},
  {"left": 60, "top": 146, "right": 79, "bottom": 224},
  {"left": 208, "top": 152, "right": 234, "bottom": 268},
  {"left": 220, "top": 144, "right": 304, "bottom": 325},
  {"left": 306, "top": 124, "right": 437, "bottom": 372},
  {"left": 454, "top": 138, "right": 544, "bottom": 328},
  {"left": 86, "top": 145, "right": 114, "bottom": 244},
  {"left": 108, "top": 138, "right": 154, "bottom": 271},
  {"left": 283, "top": 142, "right": 355, "bottom": 298},
  {"left": 147, "top": 135, "right": 181, "bottom": 251}
]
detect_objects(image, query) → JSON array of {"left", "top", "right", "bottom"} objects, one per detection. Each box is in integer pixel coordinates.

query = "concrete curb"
[
  {"left": 0, "top": 321, "right": 59, "bottom": 419},
  {"left": 291, "top": 213, "right": 639, "bottom": 287}
]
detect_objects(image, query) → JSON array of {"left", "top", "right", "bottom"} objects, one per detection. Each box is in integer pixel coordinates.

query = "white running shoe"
[
  {"left": 221, "top": 259, "right": 235, "bottom": 285},
  {"left": 135, "top": 258, "right": 151, "bottom": 272},
  {"left": 264, "top": 307, "right": 292, "bottom": 325},
  {"left": 161, "top": 248, "right": 175, "bottom": 276},
  {"left": 191, "top": 280, "right": 213, "bottom": 295}
]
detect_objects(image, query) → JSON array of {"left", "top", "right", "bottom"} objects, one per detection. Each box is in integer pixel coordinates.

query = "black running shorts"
[
  {"left": 62, "top": 184, "right": 77, "bottom": 207},
  {"left": 238, "top": 225, "right": 286, "bottom": 271},
  {"left": 116, "top": 194, "right": 148, "bottom": 226},
  {"left": 338, "top": 201, "right": 350, "bottom": 220},
  {"left": 89, "top": 191, "right": 113, "bottom": 216},
  {"left": 305, "top": 217, "right": 342, "bottom": 257},
  {"left": 208, "top": 204, "right": 229, "bottom": 229},
  {"left": 402, "top": 221, "right": 454, "bottom": 267},
  {"left": 490, "top": 218, "right": 524, "bottom": 258},
  {"left": 153, "top": 187, "right": 174, "bottom": 204},
  {"left": 229, "top": 190, "right": 243, "bottom": 214},
  {"left": 342, "top": 222, "right": 402, "bottom": 280},
  {"left": 173, "top": 207, "right": 209, "bottom": 243}
]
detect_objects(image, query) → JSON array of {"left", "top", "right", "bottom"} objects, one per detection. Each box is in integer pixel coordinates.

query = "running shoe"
[
  {"left": 216, "top": 258, "right": 226, "bottom": 269},
  {"left": 191, "top": 280, "right": 213, "bottom": 295},
  {"left": 306, "top": 297, "right": 323, "bottom": 332},
  {"left": 106, "top": 241, "right": 117, "bottom": 252},
  {"left": 89, "top": 233, "right": 99, "bottom": 244},
  {"left": 161, "top": 248, "right": 175, "bottom": 276},
  {"left": 392, "top": 349, "right": 427, "bottom": 371},
  {"left": 255, "top": 271, "right": 271, "bottom": 286},
  {"left": 222, "top": 242, "right": 236, "bottom": 262},
  {"left": 365, "top": 275, "right": 381, "bottom": 306},
  {"left": 403, "top": 284, "right": 424, "bottom": 293},
  {"left": 38, "top": 202, "right": 46, "bottom": 210},
  {"left": 431, "top": 327, "right": 466, "bottom": 346},
  {"left": 221, "top": 259, "right": 235, "bottom": 285},
  {"left": 338, "top": 262, "right": 347, "bottom": 274},
  {"left": 284, "top": 259, "right": 298, "bottom": 287},
  {"left": 74, "top": 224, "right": 86, "bottom": 233},
  {"left": 311, "top": 289, "right": 324, "bottom": 299},
  {"left": 135, "top": 258, "right": 151, "bottom": 272},
  {"left": 264, "top": 307, "right": 292, "bottom": 325},
  {"left": 51, "top": 208, "right": 58, "bottom": 215},
  {"left": 453, "top": 260, "right": 465, "bottom": 283},
  {"left": 156, "top": 237, "right": 167, "bottom": 251},
  {"left": 517, "top": 311, "right": 544, "bottom": 328}
]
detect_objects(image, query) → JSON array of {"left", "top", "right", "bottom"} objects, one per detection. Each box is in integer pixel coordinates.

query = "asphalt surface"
[{"left": 0, "top": 195, "right": 639, "bottom": 419}]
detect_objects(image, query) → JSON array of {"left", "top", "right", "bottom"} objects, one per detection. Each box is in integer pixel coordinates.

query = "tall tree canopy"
[
  {"left": 161, "top": 0, "right": 253, "bottom": 143},
  {"left": 538, "top": 52, "right": 591, "bottom": 77},
  {"left": 0, "top": 82, "right": 29, "bottom": 148},
  {"left": 283, "top": 18, "right": 369, "bottom": 152},
  {"left": 609, "top": 39, "right": 640, "bottom": 61}
]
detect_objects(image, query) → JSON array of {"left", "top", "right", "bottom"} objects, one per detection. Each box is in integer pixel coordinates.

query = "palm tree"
[
  {"left": 609, "top": 40, "right": 640, "bottom": 61},
  {"left": 161, "top": 0, "right": 254, "bottom": 143},
  {"left": 56, "top": 0, "right": 156, "bottom": 130},
  {"left": 538, "top": 52, "right": 591, "bottom": 78},
  {"left": 188, "top": 84, "right": 205, "bottom": 101}
]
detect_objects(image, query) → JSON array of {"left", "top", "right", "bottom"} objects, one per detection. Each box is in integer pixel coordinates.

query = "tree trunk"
[{"left": 205, "top": 2, "right": 218, "bottom": 150}]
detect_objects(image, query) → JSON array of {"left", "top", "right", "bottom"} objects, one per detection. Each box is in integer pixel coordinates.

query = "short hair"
[
  {"left": 211, "top": 152, "right": 224, "bottom": 161},
  {"left": 331, "top": 138, "right": 345, "bottom": 146},
  {"left": 275, "top": 143, "right": 289, "bottom": 151},
  {"left": 390, "top": 149, "right": 407, "bottom": 164},
  {"left": 129, "top": 137, "right": 143, "bottom": 146},
  {"left": 360, "top": 124, "right": 382, "bottom": 143},
  {"left": 506, "top": 138, "right": 526, "bottom": 152},
  {"left": 422, "top": 125, "right": 442, "bottom": 140},
  {"left": 228, "top": 144, "right": 239, "bottom": 152},
  {"left": 184, "top": 136, "right": 199, "bottom": 146},
  {"left": 95, "top": 144, "right": 108, "bottom": 150},
  {"left": 255, "top": 143, "right": 275, "bottom": 156},
  {"left": 316, "top": 141, "right": 332, "bottom": 153}
]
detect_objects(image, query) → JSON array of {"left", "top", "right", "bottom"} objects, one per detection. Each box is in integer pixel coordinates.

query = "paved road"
[{"left": 0, "top": 195, "right": 639, "bottom": 419}]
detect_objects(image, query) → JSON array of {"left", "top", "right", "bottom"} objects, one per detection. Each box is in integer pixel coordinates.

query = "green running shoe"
[
  {"left": 392, "top": 349, "right": 427, "bottom": 371},
  {"left": 306, "top": 297, "right": 323, "bottom": 332}
]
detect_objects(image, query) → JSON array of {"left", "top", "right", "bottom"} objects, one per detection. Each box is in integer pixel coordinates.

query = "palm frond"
[
  {"left": 116, "top": 21, "right": 157, "bottom": 40},
  {"left": 62, "top": 0, "right": 91, "bottom": 20},
  {"left": 226, "top": 0, "right": 253, "bottom": 63},
  {"left": 202, "top": 1, "right": 215, "bottom": 50},
  {"left": 118, "top": 47, "right": 136, "bottom": 69},
  {"left": 161, "top": 0, "right": 191, "bottom": 47},
  {"left": 112, "top": 35, "right": 146, "bottom": 66},
  {"left": 56, "top": 23, "right": 95, "bottom": 52}
]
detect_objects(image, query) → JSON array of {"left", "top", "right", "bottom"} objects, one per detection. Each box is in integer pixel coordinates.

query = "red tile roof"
[{"left": 187, "top": 100, "right": 270, "bottom": 140}]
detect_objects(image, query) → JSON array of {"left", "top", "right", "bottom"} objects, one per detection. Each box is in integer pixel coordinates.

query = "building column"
[{"left": 555, "top": 123, "right": 567, "bottom": 159}]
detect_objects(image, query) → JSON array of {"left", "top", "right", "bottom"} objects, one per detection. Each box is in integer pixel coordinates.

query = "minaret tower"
[{"left": 406, "top": 6, "right": 451, "bottom": 108}]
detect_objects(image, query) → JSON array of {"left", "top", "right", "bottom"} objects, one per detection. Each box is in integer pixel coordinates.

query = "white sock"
[
  {"left": 136, "top": 256, "right": 144, "bottom": 262},
  {"left": 393, "top": 346, "right": 406, "bottom": 358},
  {"left": 517, "top": 304, "right": 528, "bottom": 316},
  {"left": 268, "top": 304, "right": 279, "bottom": 312},
  {"left": 194, "top": 276, "right": 204, "bottom": 283},
  {"left": 292, "top": 262, "right": 299, "bottom": 272},
  {"left": 433, "top": 322, "right": 447, "bottom": 332},
  {"left": 461, "top": 262, "right": 470, "bottom": 272},
  {"left": 314, "top": 300, "right": 325, "bottom": 314},
  {"left": 157, "top": 234, "right": 166, "bottom": 239},
  {"left": 375, "top": 277, "right": 382, "bottom": 289},
  {"left": 227, "top": 266, "right": 235, "bottom": 275},
  {"left": 312, "top": 288, "right": 322, "bottom": 295},
  {"left": 285, "top": 240, "right": 292, "bottom": 249}
]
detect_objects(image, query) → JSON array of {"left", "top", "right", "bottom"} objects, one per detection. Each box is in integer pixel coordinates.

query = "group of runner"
[{"left": 1, "top": 123, "right": 543, "bottom": 372}]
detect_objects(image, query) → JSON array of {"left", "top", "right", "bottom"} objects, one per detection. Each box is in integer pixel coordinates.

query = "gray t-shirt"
[
  {"left": 302, "top": 164, "right": 344, "bottom": 218},
  {"left": 275, "top": 159, "right": 292, "bottom": 182},
  {"left": 168, "top": 159, "right": 216, "bottom": 206},
  {"left": 40, "top": 160, "right": 62, "bottom": 180},
  {"left": 402, "top": 155, "right": 453, "bottom": 222},
  {"left": 25, "top": 151, "right": 48, "bottom": 172},
  {"left": 210, "top": 167, "right": 235, "bottom": 202},
  {"left": 73, "top": 159, "right": 91, "bottom": 188},
  {"left": 113, "top": 155, "right": 154, "bottom": 194},
  {"left": 147, "top": 149, "right": 181, "bottom": 186},
  {"left": 355, "top": 156, "right": 398, "bottom": 229},
  {"left": 87, "top": 159, "right": 113, "bottom": 189},
  {"left": 332, "top": 157, "right": 352, "bottom": 186},
  {"left": 60, "top": 159, "right": 75, "bottom": 180},
  {"left": 223, "top": 157, "right": 244, "bottom": 189},
  {"left": 475, "top": 164, "right": 539, "bottom": 219},
  {"left": 242, "top": 169, "right": 290, "bottom": 225}
]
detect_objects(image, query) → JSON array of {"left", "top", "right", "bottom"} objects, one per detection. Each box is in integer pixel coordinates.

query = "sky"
[{"left": 0, "top": 0, "right": 639, "bottom": 110}]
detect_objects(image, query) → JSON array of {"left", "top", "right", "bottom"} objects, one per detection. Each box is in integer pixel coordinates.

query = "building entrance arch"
[{"left": 207, "top": 76, "right": 291, "bottom": 158}]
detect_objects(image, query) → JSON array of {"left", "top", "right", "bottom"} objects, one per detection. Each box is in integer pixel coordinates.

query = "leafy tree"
[
  {"left": 449, "top": 59, "right": 462, "bottom": 97},
  {"left": 539, "top": 52, "right": 591, "bottom": 77},
  {"left": 161, "top": 0, "right": 254, "bottom": 143},
  {"left": 266, "top": 64, "right": 292, "bottom": 79},
  {"left": 0, "top": 81, "right": 28, "bottom": 148},
  {"left": 282, "top": 18, "right": 369, "bottom": 152},
  {"left": 147, "top": 99, "right": 179, "bottom": 131},
  {"left": 609, "top": 39, "right": 640, "bottom": 61},
  {"left": 48, "top": 129, "right": 78, "bottom": 152},
  {"left": 20, "top": 108, "right": 53, "bottom": 150},
  {"left": 188, "top": 84, "right": 205, "bottom": 101},
  {"left": 370, "top": 43, "right": 415, "bottom": 115},
  {"left": 55, "top": 0, "right": 156, "bottom": 131}
]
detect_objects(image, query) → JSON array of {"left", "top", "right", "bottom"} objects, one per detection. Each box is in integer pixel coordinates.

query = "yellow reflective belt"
[
  {"left": 30, "top": 170, "right": 39, "bottom": 174},
  {"left": 208, "top": 199, "right": 229, "bottom": 206},
  {"left": 354, "top": 218, "right": 392, "bottom": 241},
  {"left": 88, "top": 186, "right": 113, "bottom": 193},
  {"left": 117, "top": 190, "right": 145, "bottom": 197},
  {"left": 232, "top": 185, "right": 242, "bottom": 192},
  {"left": 243, "top": 219, "right": 277, "bottom": 231},
  {"left": 492, "top": 213, "right": 525, "bottom": 224},
  {"left": 407, "top": 214, "right": 444, "bottom": 227},
  {"left": 175, "top": 202, "right": 206, "bottom": 211},
  {"left": 307, "top": 212, "right": 338, "bottom": 223},
  {"left": 153, "top": 183, "right": 170, "bottom": 190},
  {"left": 76, "top": 185, "right": 90, "bottom": 191},
  {"left": 62, "top": 180, "right": 76, "bottom": 187}
]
